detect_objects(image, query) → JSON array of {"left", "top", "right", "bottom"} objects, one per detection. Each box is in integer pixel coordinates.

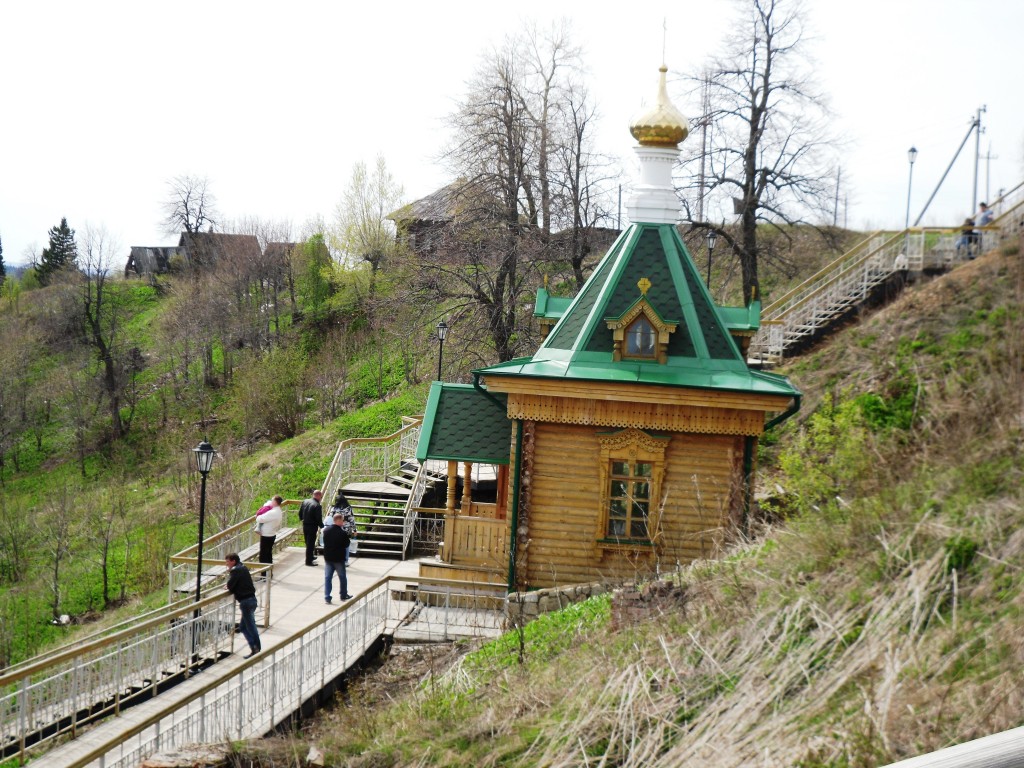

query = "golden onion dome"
[{"left": 629, "top": 65, "right": 689, "bottom": 148}]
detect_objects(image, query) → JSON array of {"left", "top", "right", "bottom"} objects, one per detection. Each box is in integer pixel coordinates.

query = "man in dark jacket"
[
  {"left": 323, "top": 513, "right": 352, "bottom": 604},
  {"left": 225, "top": 553, "right": 261, "bottom": 658},
  {"left": 298, "top": 490, "right": 324, "bottom": 566}
]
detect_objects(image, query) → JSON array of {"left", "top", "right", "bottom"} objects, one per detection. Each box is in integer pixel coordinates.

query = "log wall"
[{"left": 522, "top": 422, "right": 742, "bottom": 589}]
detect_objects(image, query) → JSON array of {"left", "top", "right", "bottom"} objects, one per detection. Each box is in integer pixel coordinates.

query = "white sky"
[{"left": 2, "top": 0, "right": 1021, "bottom": 267}]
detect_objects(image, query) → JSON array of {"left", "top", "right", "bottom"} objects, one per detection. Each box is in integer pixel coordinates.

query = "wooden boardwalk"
[{"left": 41, "top": 547, "right": 503, "bottom": 768}]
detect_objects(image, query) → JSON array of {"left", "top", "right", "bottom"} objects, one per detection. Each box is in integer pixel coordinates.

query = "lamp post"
[
  {"left": 436, "top": 319, "right": 449, "bottom": 381},
  {"left": 192, "top": 439, "right": 215, "bottom": 608},
  {"left": 705, "top": 228, "right": 718, "bottom": 289},
  {"left": 904, "top": 146, "right": 918, "bottom": 233}
]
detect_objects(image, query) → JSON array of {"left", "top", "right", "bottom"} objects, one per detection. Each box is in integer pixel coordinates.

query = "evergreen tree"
[
  {"left": 0, "top": 232, "right": 5, "bottom": 287},
  {"left": 38, "top": 218, "right": 77, "bottom": 285}
]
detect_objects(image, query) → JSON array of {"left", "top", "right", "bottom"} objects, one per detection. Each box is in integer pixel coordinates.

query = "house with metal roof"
[{"left": 415, "top": 65, "right": 800, "bottom": 591}]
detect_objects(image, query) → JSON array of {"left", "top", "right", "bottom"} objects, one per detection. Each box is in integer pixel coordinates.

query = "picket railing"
[{"left": 440, "top": 515, "right": 509, "bottom": 568}]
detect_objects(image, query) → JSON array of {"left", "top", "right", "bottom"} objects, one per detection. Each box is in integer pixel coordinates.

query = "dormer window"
[
  {"left": 606, "top": 279, "right": 678, "bottom": 365},
  {"left": 625, "top": 316, "right": 657, "bottom": 357}
]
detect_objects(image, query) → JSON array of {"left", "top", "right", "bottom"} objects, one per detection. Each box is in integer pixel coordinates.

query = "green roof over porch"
[{"left": 416, "top": 383, "right": 512, "bottom": 464}]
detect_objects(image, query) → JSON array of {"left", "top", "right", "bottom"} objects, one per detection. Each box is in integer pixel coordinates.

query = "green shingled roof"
[
  {"left": 416, "top": 383, "right": 512, "bottom": 464},
  {"left": 480, "top": 222, "right": 799, "bottom": 398}
]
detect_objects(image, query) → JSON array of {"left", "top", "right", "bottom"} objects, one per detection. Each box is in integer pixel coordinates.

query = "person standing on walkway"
[
  {"left": 329, "top": 488, "right": 357, "bottom": 565},
  {"left": 225, "top": 553, "right": 261, "bottom": 658},
  {"left": 976, "top": 202, "right": 994, "bottom": 227},
  {"left": 298, "top": 490, "right": 324, "bottom": 567},
  {"left": 255, "top": 496, "right": 283, "bottom": 564},
  {"left": 323, "top": 512, "right": 352, "bottom": 604}
]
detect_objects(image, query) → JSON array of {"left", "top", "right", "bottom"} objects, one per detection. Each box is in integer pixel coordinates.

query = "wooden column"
[
  {"left": 446, "top": 460, "right": 458, "bottom": 513},
  {"left": 495, "top": 465, "right": 509, "bottom": 520},
  {"left": 442, "top": 460, "right": 458, "bottom": 563},
  {"left": 461, "top": 462, "right": 473, "bottom": 512}
]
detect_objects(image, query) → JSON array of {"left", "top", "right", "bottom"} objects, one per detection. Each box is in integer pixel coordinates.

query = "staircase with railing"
[
  {"left": 748, "top": 181, "right": 1024, "bottom": 366},
  {"left": 319, "top": 417, "right": 445, "bottom": 558}
]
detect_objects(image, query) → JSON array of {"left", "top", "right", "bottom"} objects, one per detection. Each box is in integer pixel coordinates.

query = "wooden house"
[
  {"left": 124, "top": 245, "right": 186, "bottom": 278},
  {"left": 178, "top": 232, "right": 262, "bottom": 269},
  {"left": 415, "top": 66, "right": 800, "bottom": 591}
]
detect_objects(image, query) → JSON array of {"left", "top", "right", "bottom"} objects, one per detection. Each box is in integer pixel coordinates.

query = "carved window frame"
[
  {"left": 607, "top": 298, "right": 677, "bottom": 364},
  {"left": 596, "top": 428, "right": 669, "bottom": 550}
]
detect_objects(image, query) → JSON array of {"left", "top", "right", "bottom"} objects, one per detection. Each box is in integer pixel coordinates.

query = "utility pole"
[
  {"left": 972, "top": 105, "right": 986, "bottom": 213},
  {"left": 833, "top": 167, "right": 841, "bottom": 228},
  {"left": 697, "top": 73, "right": 710, "bottom": 224},
  {"left": 981, "top": 144, "right": 998, "bottom": 203}
]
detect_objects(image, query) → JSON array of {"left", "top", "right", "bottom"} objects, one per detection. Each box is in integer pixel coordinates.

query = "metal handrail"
[
  {"left": 2, "top": 565, "right": 275, "bottom": 763},
  {"left": 49, "top": 574, "right": 503, "bottom": 768},
  {"left": 749, "top": 178, "right": 1024, "bottom": 365},
  {"left": 762, "top": 230, "right": 889, "bottom": 316}
]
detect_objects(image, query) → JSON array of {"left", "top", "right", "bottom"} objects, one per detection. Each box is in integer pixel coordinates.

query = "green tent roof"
[
  {"left": 416, "top": 383, "right": 512, "bottom": 464},
  {"left": 480, "top": 223, "right": 798, "bottom": 398}
]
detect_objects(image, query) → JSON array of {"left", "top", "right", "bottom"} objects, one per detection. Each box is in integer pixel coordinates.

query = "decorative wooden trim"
[
  {"left": 606, "top": 296, "right": 677, "bottom": 364},
  {"left": 507, "top": 393, "right": 767, "bottom": 435},
  {"left": 596, "top": 428, "right": 668, "bottom": 546},
  {"left": 485, "top": 375, "right": 793, "bottom": 413}
]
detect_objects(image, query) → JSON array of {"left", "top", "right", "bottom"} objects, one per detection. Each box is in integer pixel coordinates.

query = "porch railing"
[{"left": 440, "top": 514, "right": 509, "bottom": 568}]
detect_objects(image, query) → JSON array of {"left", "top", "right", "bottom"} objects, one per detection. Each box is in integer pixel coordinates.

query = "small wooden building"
[{"left": 416, "top": 66, "right": 800, "bottom": 590}]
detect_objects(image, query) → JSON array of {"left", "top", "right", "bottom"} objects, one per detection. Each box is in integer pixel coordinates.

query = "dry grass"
[{"left": 232, "top": 243, "right": 1024, "bottom": 767}]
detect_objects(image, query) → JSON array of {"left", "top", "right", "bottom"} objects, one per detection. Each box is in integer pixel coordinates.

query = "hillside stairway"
[
  {"left": 343, "top": 459, "right": 447, "bottom": 558},
  {"left": 747, "top": 181, "right": 1024, "bottom": 366},
  {"left": 319, "top": 418, "right": 451, "bottom": 560}
]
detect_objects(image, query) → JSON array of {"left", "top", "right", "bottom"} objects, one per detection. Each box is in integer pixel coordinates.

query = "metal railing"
[
  {"left": 747, "top": 179, "right": 1024, "bottom": 366},
  {"left": 402, "top": 461, "right": 432, "bottom": 555},
  {"left": 0, "top": 581, "right": 268, "bottom": 763},
  {"left": 167, "top": 517, "right": 291, "bottom": 604},
  {"left": 53, "top": 575, "right": 504, "bottom": 768},
  {"left": 322, "top": 418, "right": 421, "bottom": 501},
  {"left": 748, "top": 230, "right": 906, "bottom": 364}
]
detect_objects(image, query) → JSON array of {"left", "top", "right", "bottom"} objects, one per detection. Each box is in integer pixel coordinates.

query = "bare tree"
[
  {"left": 45, "top": 483, "right": 78, "bottom": 621},
  {"left": 0, "top": 314, "right": 37, "bottom": 481},
  {"left": 680, "top": 0, "right": 837, "bottom": 304},
  {"left": 161, "top": 174, "right": 219, "bottom": 236},
  {"left": 551, "top": 83, "right": 619, "bottom": 289},
  {"left": 331, "top": 156, "right": 405, "bottom": 299},
  {"left": 69, "top": 225, "right": 140, "bottom": 440},
  {"left": 418, "top": 22, "right": 611, "bottom": 363}
]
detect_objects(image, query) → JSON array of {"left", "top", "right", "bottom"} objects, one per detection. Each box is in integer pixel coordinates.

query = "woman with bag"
[
  {"left": 255, "top": 496, "right": 284, "bottom": 564},
  {"left": 329, "top": 489, "right": 358, "bottom": 565}
]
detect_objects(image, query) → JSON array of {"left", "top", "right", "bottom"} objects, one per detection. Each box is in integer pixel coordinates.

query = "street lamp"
[
  {"left": 904, "top": 146, "right": 918, "bottom": 232},
  {"left": 436, "top": 319, "right": 449, "bottom": 381},
  {"left": 192, "top": 438, "right": 215, "bottom": 608},
  {"left": 705, "top": 228, "right": 718, "bottom": 289}
]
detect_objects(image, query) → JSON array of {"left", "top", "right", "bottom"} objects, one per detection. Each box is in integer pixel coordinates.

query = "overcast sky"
[{"left": 1, "top": 0, "right": 1021, "bottom": 267}]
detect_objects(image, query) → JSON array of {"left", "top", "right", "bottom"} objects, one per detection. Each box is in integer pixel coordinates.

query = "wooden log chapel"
[{"left": 415, "top": 64, "right": 801, "bottom": 591}]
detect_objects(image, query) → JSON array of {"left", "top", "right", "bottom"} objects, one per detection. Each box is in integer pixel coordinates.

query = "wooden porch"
[{"left": 419, "top": 458, "right": 511, "bottom": 589}]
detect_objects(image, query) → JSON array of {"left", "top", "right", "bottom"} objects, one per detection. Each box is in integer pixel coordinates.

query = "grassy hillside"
[
  {"left": 0, "top": 259, "right": 433, "bottom": 665},
  {"left": 236, "top": 242, "right": 1024, "bottom": 766}
]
